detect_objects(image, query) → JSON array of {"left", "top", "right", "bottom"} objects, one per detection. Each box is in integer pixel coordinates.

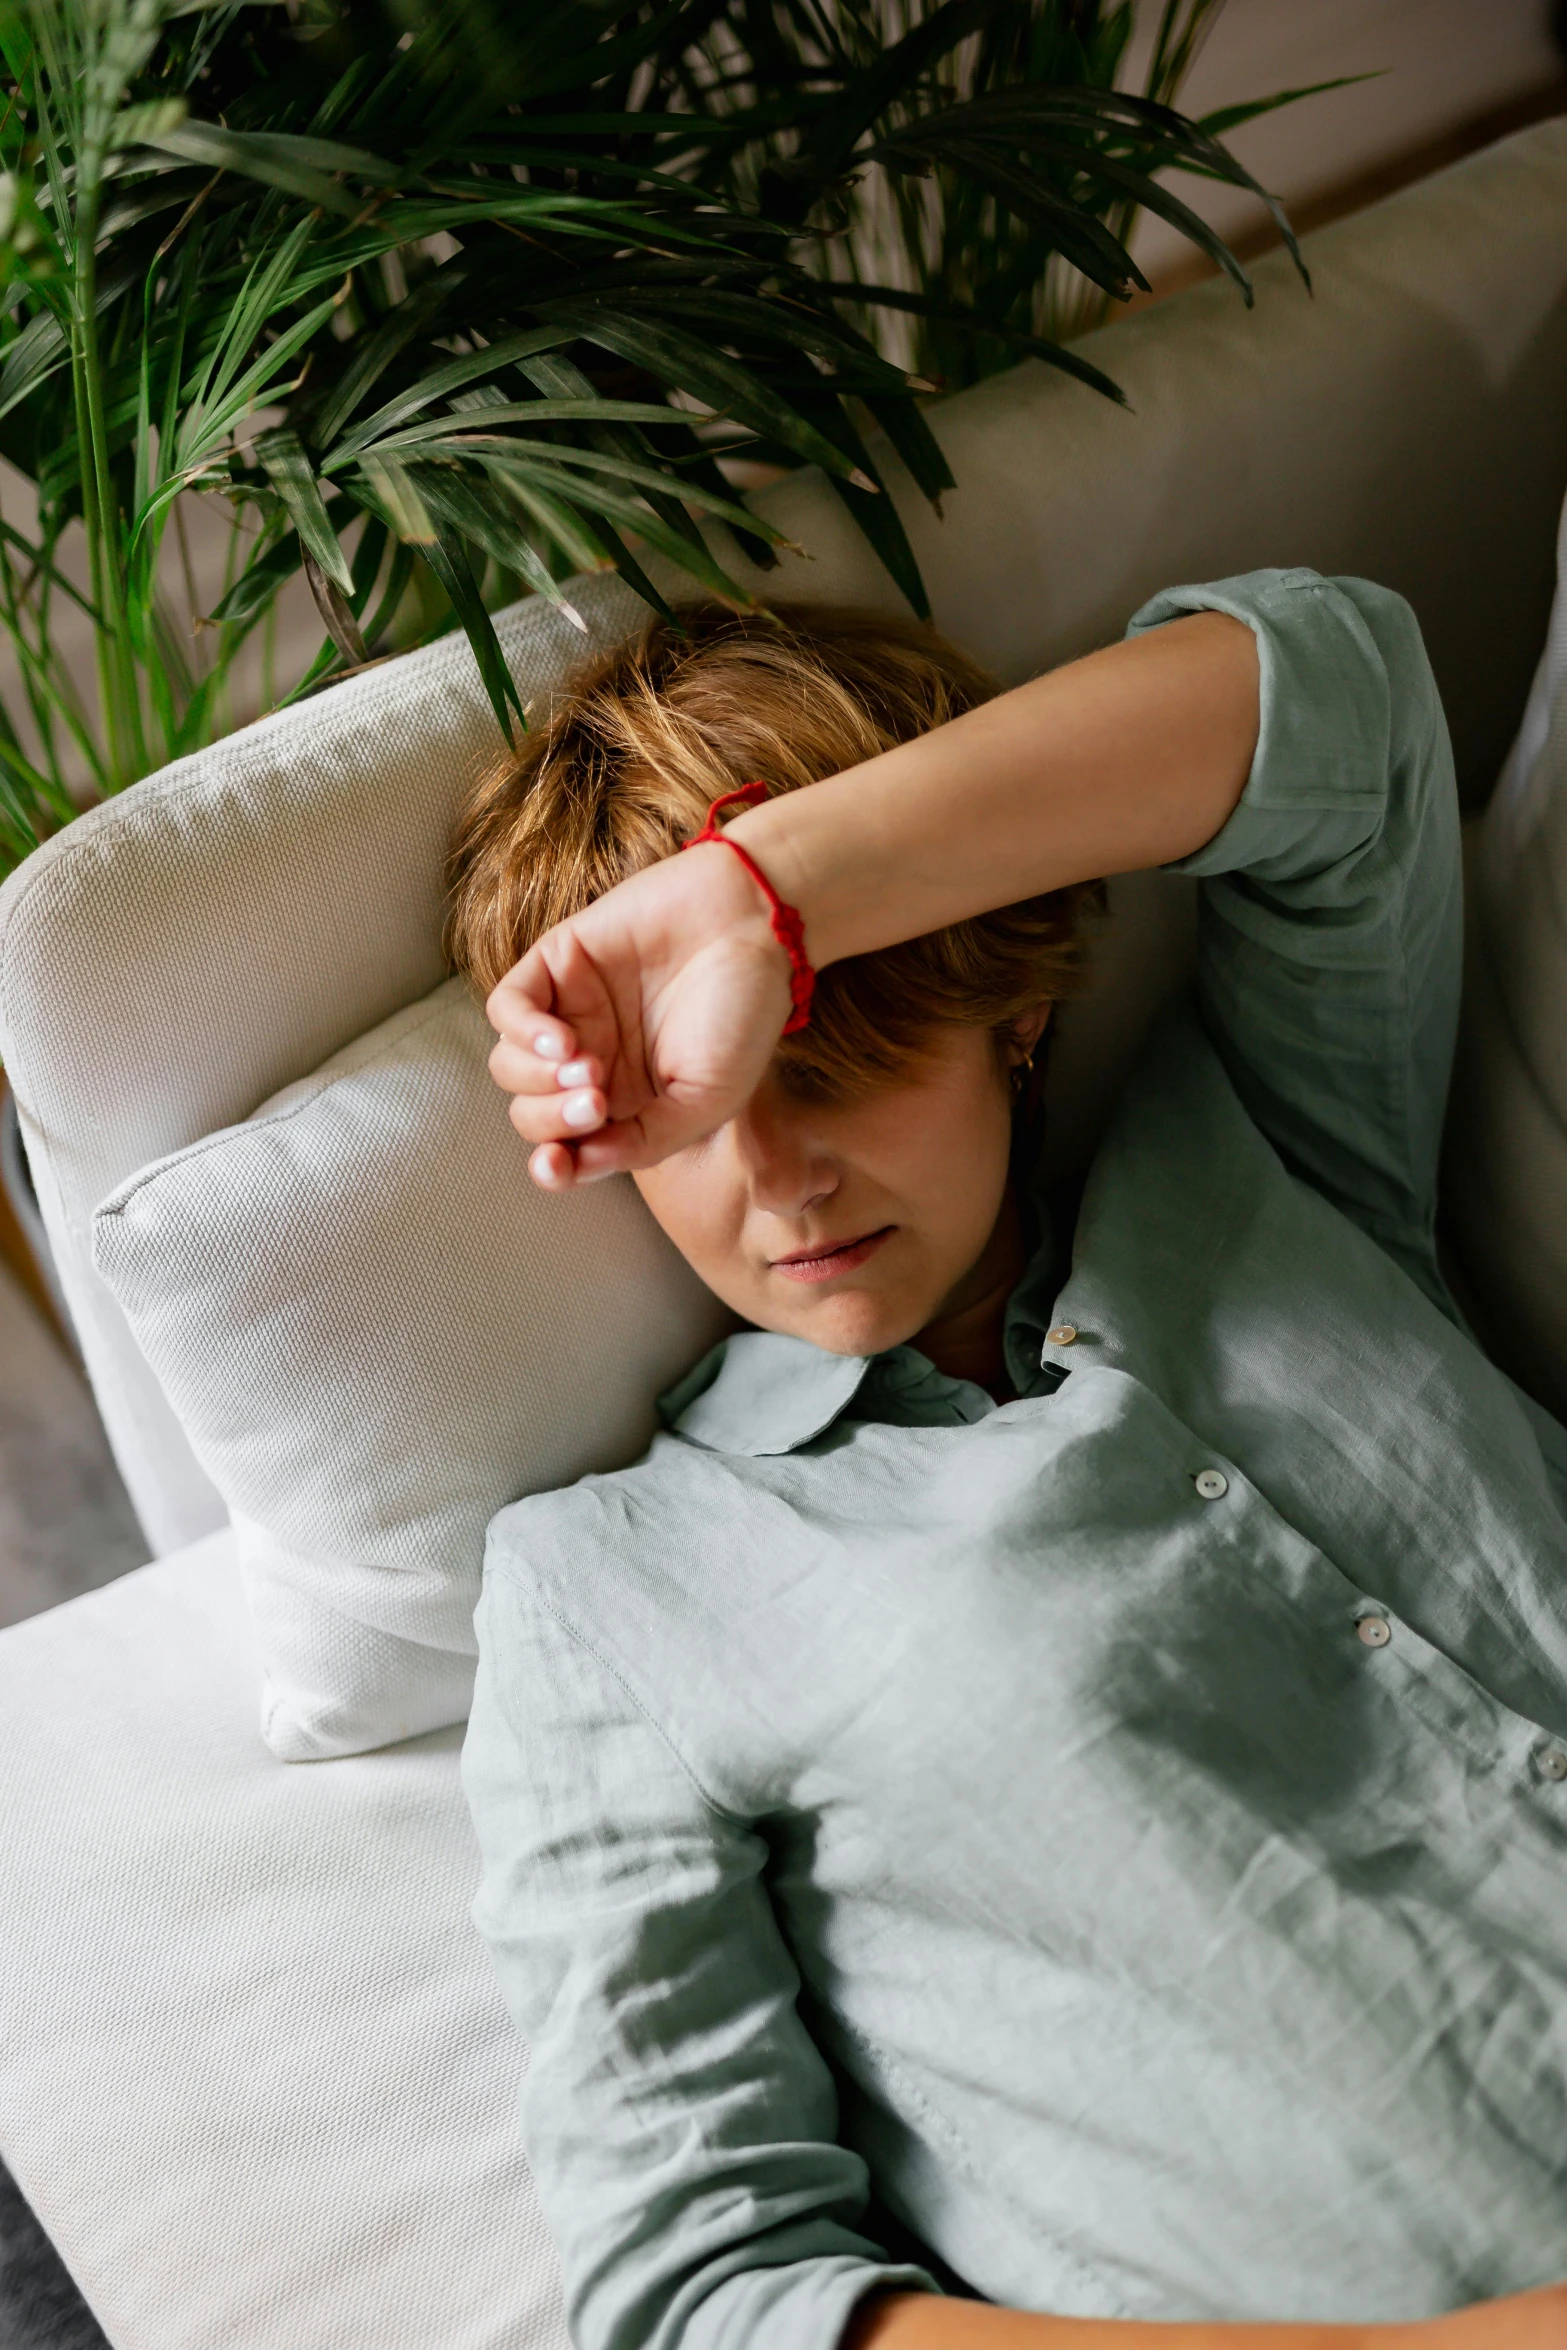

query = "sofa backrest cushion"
[
  {"left": 0, "top": 575, "right": 648, "bottom": 1553},
  {"left": 1446, "top": 487, "right": 1567, "bottom": 1424}
]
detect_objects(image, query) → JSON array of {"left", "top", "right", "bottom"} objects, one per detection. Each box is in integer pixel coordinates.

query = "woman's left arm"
[{"left": 840, "top": 2281, "right": 1567, "bottom": 2350}]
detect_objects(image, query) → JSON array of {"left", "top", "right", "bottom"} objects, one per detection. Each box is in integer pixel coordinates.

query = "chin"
[{"left": 772, "top": 1284, "right": 924, "bottom": 1360}]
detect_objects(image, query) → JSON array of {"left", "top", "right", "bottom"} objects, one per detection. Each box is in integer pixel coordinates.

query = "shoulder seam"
[{"left": 493, "top": 1567, "right": 753, "bottom": 1827}]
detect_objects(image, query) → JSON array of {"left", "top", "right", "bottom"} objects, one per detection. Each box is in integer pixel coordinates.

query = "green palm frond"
[{"left": 0, "top": 0, "right": 1321, "bottom": 870}]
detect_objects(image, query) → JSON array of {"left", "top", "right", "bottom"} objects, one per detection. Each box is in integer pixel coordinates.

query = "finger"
[
  {"left": 522, "top": 1098, "right": 729, "bottom": 1191},
  {"left": 507, "top": 1086, "right": 608, "bottom": 1149},
  {"left": 517, "top": 1122, "right": 646, "bottom": 1191},
  {"left": 486, "top": 959, "right": 577, "bottom": 1065},
  {"left": 555, "top": 1098, "right": 721, "bottom": 1183},
  {"left": 564, "top": 1133, "right": 638, "bottom": 1183},
  {"left": 528, "top": 1141, "right": 578, "bottom": 1192},
  {"left": 489, "top": 1037, "right": 603, "bottom": 1097},
  {"left": 491, "top": 1001, "right": 578, "bottom": 1065},
  {"left": 505, "top": 927, "right": 631, "bottom": 1080}
]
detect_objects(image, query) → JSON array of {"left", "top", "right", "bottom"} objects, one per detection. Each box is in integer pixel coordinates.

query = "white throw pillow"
[
  {"left": 92, "top": 979, "right": 732, "bottom": 1760},
  {"left": 1446, "top": 489, "right": 1567, "bottom": 1421}
]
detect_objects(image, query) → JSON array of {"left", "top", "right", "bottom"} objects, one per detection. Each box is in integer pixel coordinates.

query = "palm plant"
[
  {"left": 679, "top": 0, "right": 1324, "bottom": 389},
  {"left": 0, "top": 0, "right": 1313, "bottom": 876}
]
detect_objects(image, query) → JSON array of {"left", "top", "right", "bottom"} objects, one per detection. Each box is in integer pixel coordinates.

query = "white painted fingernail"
[
  {"left": 557, "top": 1059, "right": 593, "bottom": 1088},
  {"left": 534, "top": 1032, "right": 566, "bottom": 1061},
  {"left": 561, "top": 1092, "right": 601, "bottom": 1129}
]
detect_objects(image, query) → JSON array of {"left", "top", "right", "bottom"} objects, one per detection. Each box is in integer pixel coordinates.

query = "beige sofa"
[{"left": 2, "top": 120, "right": 1566, "bottom": 2350}]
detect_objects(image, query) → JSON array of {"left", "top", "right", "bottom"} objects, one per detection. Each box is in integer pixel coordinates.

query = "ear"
[{"left": 1005, "top": 1002, "right": 1053, "bottom": 1065}]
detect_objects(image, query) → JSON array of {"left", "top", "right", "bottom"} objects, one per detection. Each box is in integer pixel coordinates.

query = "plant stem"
[{"left": 71, "top": 175, "right": 146, "bottom": 787}]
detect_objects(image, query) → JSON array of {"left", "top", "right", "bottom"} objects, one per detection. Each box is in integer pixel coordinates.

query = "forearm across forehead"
[{"left": 730, "top": 610, "right": 1260, "bottom": 974}]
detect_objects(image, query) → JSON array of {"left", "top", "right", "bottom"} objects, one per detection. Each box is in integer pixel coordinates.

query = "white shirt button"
[
  {"left": 1536, "top": 1745, "right": 1567, "bottom": 1783},
  {"left": 1045, "top": 1324, "right": 1078, "bottom": 1347},
  {"left": 1193, "top": 1469, "right": 1228, "bottom": 1500},
  {"left": 1356, "top": 1615, "right": 1392, "bottom": 1649}
]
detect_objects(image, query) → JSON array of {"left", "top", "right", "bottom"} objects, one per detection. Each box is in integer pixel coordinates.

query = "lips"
[{"left": 770, "top": 1226, "right": 893, "bottom": 1284}]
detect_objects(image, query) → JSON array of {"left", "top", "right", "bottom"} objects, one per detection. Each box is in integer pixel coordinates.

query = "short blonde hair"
[{"left": 446, "top": 601, "right": 1097, "bottom": 1099}]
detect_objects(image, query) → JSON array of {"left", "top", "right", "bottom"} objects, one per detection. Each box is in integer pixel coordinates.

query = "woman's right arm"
[
  {"left": 461, "top": 1549, "right": 938, "bottom": 2350},
  {"left": 844, "top": 2284, "right": 1567, "bottom": 2350}
]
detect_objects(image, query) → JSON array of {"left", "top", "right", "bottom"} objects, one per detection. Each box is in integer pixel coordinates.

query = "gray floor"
[
  {"left": 0, "top": 1263, "right": 144, "bottom": 1630},
  {"left": 0, "top": 2165, "right": 108, "bottom": 2350},
  {"left": 1, "top": 1264, "right": 140, "bottom": 2347}
]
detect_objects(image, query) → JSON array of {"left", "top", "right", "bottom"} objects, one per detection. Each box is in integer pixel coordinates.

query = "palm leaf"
[
  {"left": 538, "top": 301, "right": 880, "bottom": 488},
  {"left": 791, "top": 0, "right": 1003, "bottom": 184},
  {"left": 357, "top": 453, "right": 438, "bottom": 546},
  {"left": 140, "top": 121, "right": 401, "bottom": 214},
  {"left": 329, "top": 328, "right": 575, "bottom": 461},
  {"left": 417, "top": 518, "right": 525, "bottom": 742},
  {"left": 1199, "top": 74, "right": 1376, "bottom": 141},
  {"left": 336, "top": 398, "right": 703, "bottom": 463},
  {"left": 815, "top": 280, "right": 1131, "bottom": 403},
  {"left": 0, "top": 0, "right": 1318, "bottom": 876},
  {"left": 254, "top": 426, "right": 354, "bottom": 595},
  {"left": 311, "top": 261, "right": 469, "bottom": 446},
  {"left": 206, "top": 529, "right": 303, "bottom": 628},
  {"left": 405, "top": 463, "right": 592, "bottom": 630}
]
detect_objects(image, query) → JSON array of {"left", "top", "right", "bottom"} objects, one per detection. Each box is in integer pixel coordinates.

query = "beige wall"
[{"left": 1127, "top": 0, "right": 1563, "bottom": 280}]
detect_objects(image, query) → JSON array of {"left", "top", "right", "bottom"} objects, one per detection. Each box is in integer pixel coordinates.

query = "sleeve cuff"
[
  {"left": 1126, "top": 567, "right": 1392, "bottom": 883},
  {"left": 682, "top": 2255, "right": 939, "bottom": 2350}
]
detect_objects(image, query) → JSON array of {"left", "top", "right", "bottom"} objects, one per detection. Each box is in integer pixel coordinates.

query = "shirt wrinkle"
[{"left": 511, "top": 1581, "right": 755, "bottom": 1831}]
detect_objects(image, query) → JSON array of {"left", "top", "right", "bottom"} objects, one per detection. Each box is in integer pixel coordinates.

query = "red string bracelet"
[{"left": 681, "top": 781, "right": 816, "bottom": 1035}]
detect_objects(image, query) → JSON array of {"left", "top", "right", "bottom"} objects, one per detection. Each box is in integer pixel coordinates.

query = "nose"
[{"left": 731, "top": 1086, "right": 840, "bottom": 1220}]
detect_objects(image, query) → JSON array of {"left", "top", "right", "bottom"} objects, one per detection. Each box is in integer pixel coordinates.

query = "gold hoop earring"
[{"left": 1010, "top": 1047, "right": 1036, "bottom": 1097}]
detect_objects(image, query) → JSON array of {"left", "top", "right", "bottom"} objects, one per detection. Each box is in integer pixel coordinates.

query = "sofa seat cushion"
[{"left": 0, "top": 1540, "right": 566, "bottom": 2350}]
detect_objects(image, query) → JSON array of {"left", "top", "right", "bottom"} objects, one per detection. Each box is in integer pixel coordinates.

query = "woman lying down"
[{"left": 446, "top": 570, "right": 1567, "bottom": 2350}]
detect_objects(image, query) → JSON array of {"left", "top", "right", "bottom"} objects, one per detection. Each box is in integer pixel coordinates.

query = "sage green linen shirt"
[{"left": 464, "top": 570, "right": 1567, "bottom": 2350}]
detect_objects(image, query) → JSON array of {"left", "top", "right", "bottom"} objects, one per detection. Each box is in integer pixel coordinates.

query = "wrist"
[
  {"left": 682, "top": 809, "right": 817, "bottom": 1035},
  {"left": 724, "top": 793, "right": 856, "bottom": 974},
  {"left": 681, "top": 836, "right": 785, "bottom": 950},
  {"left": 677, "top": 836, "right": 798, "bottom": 1017}
]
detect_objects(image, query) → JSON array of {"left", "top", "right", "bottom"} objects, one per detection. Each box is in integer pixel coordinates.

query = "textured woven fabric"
[
  {"left": 0, "top": 573, "right": 645, "bottom": 1555},
  {"left": 91, "top": 980, "right": 732, "bottom": 1759},
  {"left": 1447, "top": 485, "right": 1567, "bottom": 1419},
  {"left": 0, "top": 1536, "right": 567, "bottom": 2350},
  {"left": 3, "top": 124, "right": 1566, "bottom": 1559}
]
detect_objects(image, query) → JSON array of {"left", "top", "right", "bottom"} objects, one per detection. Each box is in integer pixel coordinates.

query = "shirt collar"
[
  {"left": 657, "top": 1195, "right": 1066, "bottom": 1459},
  {"left": 1003, "top": 1213, "right": 1065, "bottom": 1397},
  {"left": 659, "top": 1331, "right": 872, "bottom": 1456}
]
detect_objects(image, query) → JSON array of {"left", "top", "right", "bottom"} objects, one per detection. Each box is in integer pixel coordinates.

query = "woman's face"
[{"left": 632, "top": 1016, "right": 1044, "bottom": 1358}]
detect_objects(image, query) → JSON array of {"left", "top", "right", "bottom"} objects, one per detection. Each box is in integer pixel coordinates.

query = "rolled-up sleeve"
[
  {"left": 1128, "top": 568, "right": 1463, "bottom": 1312},
  {"left": 462, "top": 1559, "right": 935, "bottom": 2350}
]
